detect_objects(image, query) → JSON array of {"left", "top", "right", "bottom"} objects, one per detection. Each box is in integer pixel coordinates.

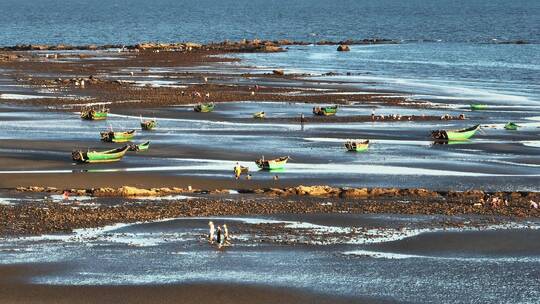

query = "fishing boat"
[
  {"left": 470, "top": 103, "right": 488, "bottom": 110},
  {"left": 313, "top": 105, "right": 338, "bottom": 116},
  {"left": 345, "top": 140, "right": 370, "bottom": 152},
  {"left": 80, "top": 108, "right": 109, "bottom": 120},
  {"left": 253, "top": 111, "right": 265, "bottom": 119},
  {"left": 100, "top": 129, "right": 136, "bottom": 143},
  {"left": 128, "top": 141, "right": 150, "bottom": 152},
  {"left": 141, "top": 119, "right": 157, "bottom": 130},
  {"left": 72, "top": 145, "right": 129, "bottom": 163},
  {"left": 431, "top": 124, "right": 480, "bottom": 141},
  {"left": 255, "top": 156, "right": 289, "bottom": 170},
  {"left": 504, "top": 122, "right": 519, "bottom": 130},
  {"left": 194, "top": 102, "right": 215, "bottom": 112}
]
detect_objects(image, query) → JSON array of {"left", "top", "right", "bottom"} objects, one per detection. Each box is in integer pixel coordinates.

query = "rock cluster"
[
  {"left": 0, "top": 38, "right": 399, "bottom": 53},
  {"left": 15, "top": 185, "right": 539, "bottom": 208},
  {"left": 337, "top": 45, "right": 350, "bottom": 52},
  {"left": 0, "top": 53, "right": 20, "bottom": 62}
]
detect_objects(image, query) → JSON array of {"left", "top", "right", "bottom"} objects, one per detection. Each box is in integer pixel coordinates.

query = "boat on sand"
[
  {"left": 313, "top": 105, "right": 338, "bottom": 116},
  {"left": 345, "top": 140, "right": 370, "bottom": 152},
  {"left": 100, "top": 130, "right": 136, "bottom": 143},
  {"left": 72, "top": 146, "right": 129, "bottom": 163},
  {"left": 128, "top": 141, "right": 150, "bottom": 152},
  {"left": 431, "top": 125, "right": 480, "bottom": 141},
  {"left": 194, "top": 103, "right": 215, "bottom": 113},
  {"left": 255, "top": 156, "right": 289, "bottom": 170},
  {"left": 80, "top": 108, "right": 109, "bottom": 120}
]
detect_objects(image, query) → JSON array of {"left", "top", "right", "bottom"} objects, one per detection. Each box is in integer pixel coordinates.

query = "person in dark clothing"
[{"left": 216, "top": 226, "right": 222, "bottom": 247}]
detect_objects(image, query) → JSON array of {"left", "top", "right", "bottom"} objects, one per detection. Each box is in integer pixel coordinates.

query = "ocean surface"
[
  {"left": 1, "top": 0, "right": 539, "bottom": 45},
  {"left": 2, "top": 0, "right": 539, "bottom": 107}
]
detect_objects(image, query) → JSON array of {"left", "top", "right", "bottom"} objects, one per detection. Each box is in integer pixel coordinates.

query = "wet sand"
[
  {"left": 0, "top": 265, "right": 383, "bottom": 304},
  {"left": 367, "top": 228, "right": 540, "bottom": 256}
]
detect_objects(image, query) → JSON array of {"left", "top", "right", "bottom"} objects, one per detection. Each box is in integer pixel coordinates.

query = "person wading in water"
[
  {"left": 208, "top": 221, "right": 215, "bottom": 244},
  {"left": 216, "top": 226, "right": 223, "bottom": 248},
  {"left": 223, "top": 224, "right": 230, "bottom": 245}
]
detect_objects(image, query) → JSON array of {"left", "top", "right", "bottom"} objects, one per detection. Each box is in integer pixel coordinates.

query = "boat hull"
[
  {"left": 256, "top": 156, "right": 289, "bottom": 170},
  {"left": 194, "top": 103, "right": 215, "bottom": 112},
  {"left": 504, "top": 122, "right": 519, "bottom": 130},
  {"left": 129, "top": 141, "right": 150, "bottom": 152},
  {"left": 345, "top": 141, "right": 369, "bottom": 152},
  {"left": 253, "top": 112, "right": 265, "bottom": 119},
  {"left": 432, "top": 125, "right": 480, "bottom": 141},
  {"left": 72, "top": 146, "right": 129, "bottom": 163},
  {"left": 100, "top": 130, "right": 136, "bottom": 143},
  {"left": 470, "top": 104, "right": 488, "bottom": 110},
  {"left": 81, "top": 110, "right": 108, "bottom": 120},
  {"left": 313, "top": 106, "right": 338, "bottom": 116}
]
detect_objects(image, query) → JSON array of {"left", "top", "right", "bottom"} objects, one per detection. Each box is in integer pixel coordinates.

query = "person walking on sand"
[
  {"left": 208, "top": 221, "right": 215, "bottom": 244},
  {"left": 234, "top": 162, "right": 242, "bottom": 180}
]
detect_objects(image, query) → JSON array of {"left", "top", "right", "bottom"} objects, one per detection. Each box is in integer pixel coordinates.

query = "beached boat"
[
  {"left": 128, "top": 141, "right": 150, "bottom": 152},
  {"left": 141, "top": 119, "right": 157, "bottom": 130},
  {"left": 253, "top": 111, "right": 265, "bottom": 119},
  {"left": 255, "top": 156, "right": 289, "bottom": 170},
  {"left": 470, "top": 103, "right": 488, "bottom": 110},
  {"left": 80, "top": 108, "right": 109, "bottom": 120},
  {"left": 345, "top": 140, "right": 370, "bottom": 152},
  {"left": 504, "top": 122, "right": 519, "bottom": 130},
  {"left": 431, "top": 124, "right": 480, "bottom": 141},
  {"left": 313, "top": 105, "right": 338, "bottom": 116},
  {"left": 100, "top": 130, "right": 136, "bottom": 143},
  {"left": 72, "top": 146, "right": 129, "bottom": 163},
  {"left": 194, "top": 103, "right": 215, "bottom": 112}
]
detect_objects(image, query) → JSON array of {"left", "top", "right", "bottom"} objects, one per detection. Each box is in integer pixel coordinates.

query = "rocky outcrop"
[
  {"left": 0, "top": 53, "right": 20, "bottom": 62},
  {"left": 13, "top": 185, "right": 539, "bottom": 212},
  {"left": 340, "top": 187, "right": 369, "bottom": 198},
  {"left": 337, "top": 45, "right": 350, "bottom": 52},
  {"left": 0, "top": 38, "right": 399, "bottom": 53}
]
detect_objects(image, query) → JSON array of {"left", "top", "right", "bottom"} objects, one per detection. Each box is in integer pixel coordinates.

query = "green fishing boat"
[
  {"left": 141, "top": 119, "right": 157, "bottom": 130},
  {"left": 72, "top": 145, "right": 129, "bottom": 163},
  {"left": 253, "top": 111, "right": 265, "bottom": 119},
  {"left": 80, "top": 108, "right": 109, "bottom": 120},
  {"left": 431, "top": 124, "right": 480, "bottom": 141},
  {"left": 100, "top": 130, "right": 136, "bottom": 143},
  {"left": 255, "top": 156, "right": 289, "bottom": 170},
  {"left": 194, "top": 103, "right": 215, "bottom": 113},
  {"left": 504, "top": 122, "right": 519, "bottom": 130},
  {"left": 313, "top": 105, "right": 338, "bottom": 116},
  {"left": 470, "top": 103, "right": 488, "bottom": 110},
  {"left": 345, "top": 140, "right": 370, "bottom": 152},
  {"left": 128, "top": 141, "right": 150, "bottom": 152}
]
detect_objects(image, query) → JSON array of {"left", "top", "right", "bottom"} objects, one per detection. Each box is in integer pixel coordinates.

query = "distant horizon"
[{"left": 1, "top": 0, "right": 538, "bottom": 46}]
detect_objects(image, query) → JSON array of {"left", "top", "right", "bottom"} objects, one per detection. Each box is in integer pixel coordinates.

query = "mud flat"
[{"left": 0, "top": 264, "right": 379, "bottom": 304}]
